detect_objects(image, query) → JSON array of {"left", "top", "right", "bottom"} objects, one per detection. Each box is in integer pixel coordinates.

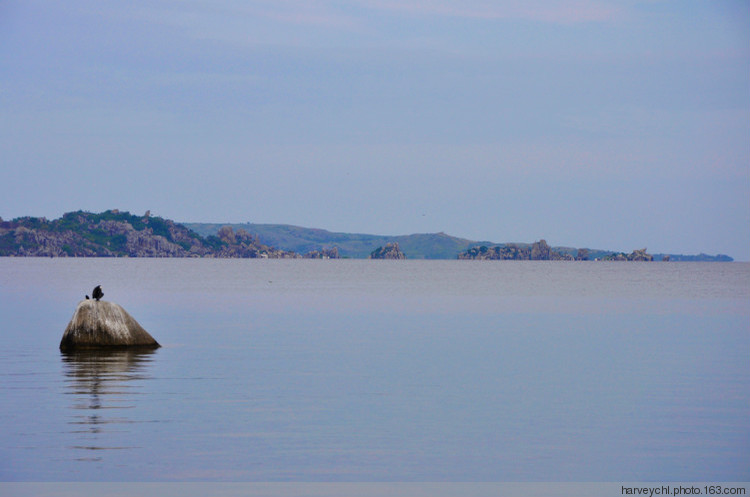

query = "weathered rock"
[
  {"left": 458, "top": 240, "right": 570, "bottom": 261},
  {"left": 628, "top": 248, "right": 654, "bottom": 261},
  {"left": 60, "top": 300, "right": 160, "bottom": 351},
  {"left": 304, "top": 247, "right": 340, "bottom": 259},
  {"left": 369, "top": 242, "right": 406, "bottom": 259},
  {"left": 601, "top": 248, "right": 654, "bottom": 261},
  {"left": 551, "top": 251, "right": 575, "bottom": 261},
  {"left": 530, "top": 239, "right": 551, "bottom": 260}
]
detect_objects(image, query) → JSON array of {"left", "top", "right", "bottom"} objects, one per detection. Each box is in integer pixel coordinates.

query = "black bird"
[
  {"left": 92, "top": 285, "right": 103, "bottom": 301},
  {"left": 85, "top": 295, "right": 90, "bottom": 300}
]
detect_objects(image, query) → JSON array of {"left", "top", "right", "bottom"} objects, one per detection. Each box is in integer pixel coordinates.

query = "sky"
[{"left": 1, "top": 1, "right": 748, "bottom": 259}]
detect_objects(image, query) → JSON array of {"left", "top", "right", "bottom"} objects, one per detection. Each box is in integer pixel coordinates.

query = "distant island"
[
  {"left": 0, "top": 210, "right": 734, "bottom": 261},
  {"left": 185, "top": 221, "right": 733, "bottom": 261}
]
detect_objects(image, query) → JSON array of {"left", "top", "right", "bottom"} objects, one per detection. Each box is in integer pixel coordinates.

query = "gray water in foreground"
[{"left": 0, "top": 258, "right": 748, "bottom": 481}]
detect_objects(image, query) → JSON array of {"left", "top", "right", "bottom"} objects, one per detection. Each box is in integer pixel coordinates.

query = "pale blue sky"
[{"left": 1, "top": 1, "right": 748, "bottom": 258}]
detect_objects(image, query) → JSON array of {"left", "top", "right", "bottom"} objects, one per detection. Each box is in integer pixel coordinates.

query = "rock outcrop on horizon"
[
  {"left": 601, "top": 248, "right": 654, "bottom": 261},
  {"left": 209, "top": 225, "right": 298, "bottom": 258},
  {"left": 369, "top": 242, "right": 406, "bottom": 259},
  {"left": 0, "top": 210, "right": 297, "bottom": 258},
  {"left": 458, "top": 242, "right": 655, "bottom": 261},
  {"left": 458, "top": 240, "right": 574, "bottom": 261},
  {"left": 304, "top": 247, "right": 340, "bottom": 259}
]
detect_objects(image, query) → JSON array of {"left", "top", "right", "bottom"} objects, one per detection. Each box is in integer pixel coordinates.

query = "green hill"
[
  {"left": 184, "top": 222, "right": 734, "bottom": 261},
  {"left": 184, "top": 223, "right": 480, "bottom": 259}
]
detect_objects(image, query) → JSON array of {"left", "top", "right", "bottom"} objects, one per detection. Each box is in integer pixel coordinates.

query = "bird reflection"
[{"left": 61, "top": 349, "right": 158, "bottom": 460}]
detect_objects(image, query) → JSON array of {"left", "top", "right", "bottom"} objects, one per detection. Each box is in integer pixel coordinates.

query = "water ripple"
[{"left": 60, "top": 349, "right": 159, "bottom": 459}]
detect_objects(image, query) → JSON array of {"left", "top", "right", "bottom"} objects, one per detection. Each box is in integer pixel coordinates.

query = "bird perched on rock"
[{"left": 92, "top": 285, "right": 103, "bottom": 301}]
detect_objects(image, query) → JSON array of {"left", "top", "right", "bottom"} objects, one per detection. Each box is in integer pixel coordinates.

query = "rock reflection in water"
[{"left": 61, "top": 349, "right": 158, "bottom": 461}]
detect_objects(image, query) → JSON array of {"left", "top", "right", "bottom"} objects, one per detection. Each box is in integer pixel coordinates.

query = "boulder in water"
[{"left": 59, "top": 300, "right": 160, "bottom": 351}]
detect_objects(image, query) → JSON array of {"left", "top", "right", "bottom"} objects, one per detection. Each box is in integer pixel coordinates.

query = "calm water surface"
[{"left": 0, "top": 259, "right": 748, "bottom": 481}]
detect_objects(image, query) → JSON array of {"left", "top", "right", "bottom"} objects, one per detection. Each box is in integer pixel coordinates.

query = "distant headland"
[{"left": 0, "top": 210, "right": 734, "bottom": 261}]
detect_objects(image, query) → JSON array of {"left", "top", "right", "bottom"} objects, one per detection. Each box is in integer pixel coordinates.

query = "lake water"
[{"left": 0, "top": 258, "right": 748, "bottom": 482}]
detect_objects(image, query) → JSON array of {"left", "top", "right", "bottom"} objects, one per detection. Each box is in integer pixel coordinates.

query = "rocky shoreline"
[
  {"left": 457, "top": 241, "right": 657, "bottom": 261},
  {"left": 0, "top": 210, "right": 301, "bottom": 258},
  {"left": 0, "top": 210, "right": 734, "bottom": 261}
]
